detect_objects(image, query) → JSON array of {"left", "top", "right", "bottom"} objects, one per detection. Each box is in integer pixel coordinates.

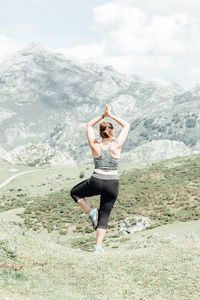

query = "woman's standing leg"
[
  {"left": 96, "top": 179, "right": 119, "bottom": 248},
  {"left": 95, "top": 196, "right": 114, "bottom": 248},
  {"left": 96, "top": 228, "right": 107, "bottom": 247}
]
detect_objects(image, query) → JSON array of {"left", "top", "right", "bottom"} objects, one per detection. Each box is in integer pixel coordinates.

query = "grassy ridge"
[
  {"left": 0, "top": 154, "right": 199, "bottom": 237},
  {"left": 0, "top": 155, "right": 200, "bottom": 299},
  {"left": 116, "top": 154, "right": 200, "bottom": 226},
  {"left": 21, "top": 153, "right": 200, "bottom": 234}
]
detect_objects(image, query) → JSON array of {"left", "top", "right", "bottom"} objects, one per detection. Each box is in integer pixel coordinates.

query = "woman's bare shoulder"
[
  {"left": 111, "top": 139, "right": 121, "bottom": 148},
  {"left": 91, "top": 140, "right": 101, "bottom": 158},
  {"left": 110, "top": 140, "right": 121, "bottom": 158}
]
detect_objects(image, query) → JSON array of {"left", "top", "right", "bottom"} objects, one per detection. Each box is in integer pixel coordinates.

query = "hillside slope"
[
  {"left": 0, "top": 153, "right": 199, "bottom": 235},
  {"left": 0, "top": 207, "right": 200, "bottom": 299},
  {"left": 0, "top": 154, "right": 200, "bottom": 298}
]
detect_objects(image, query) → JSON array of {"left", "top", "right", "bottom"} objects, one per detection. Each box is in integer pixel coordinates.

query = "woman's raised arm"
[
  {"left": 108, "top": 111, "right": 130, "bottom": 149},
  {"left": 86, "top": 115, "right": 104, "bottom": 148}
]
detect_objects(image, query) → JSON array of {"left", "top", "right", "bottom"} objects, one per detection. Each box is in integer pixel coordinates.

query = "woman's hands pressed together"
[
  {"left": 103, "top": 104, "right": 111, "bottom": 118},
  {"left": 86, "top": 103, "right": 130, "bottom": 149},
  {"left": 105, "top": 104, "right": 111, "bottom": 116}
]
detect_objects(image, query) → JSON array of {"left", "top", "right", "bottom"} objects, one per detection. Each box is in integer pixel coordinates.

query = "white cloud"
[
  {"left": 124, "top": 0, "right": 200, "bottom": 20},
  {"left": 0, "top": 36, "right": 25, "bottom": 62},
  {"left": 57, "top": 43, "right": 105, "bottom": 61},
  {"left": 57, "top": 1, "right": 200, "bottom": 89},
  {"left": 1, "top": 0, "right": 200, "bottom": 89}
]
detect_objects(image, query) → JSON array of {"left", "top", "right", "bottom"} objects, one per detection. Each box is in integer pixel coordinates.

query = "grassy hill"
[
  {"left": 1, "top": 154, "right": 200, "bottom": 236},
  {"left": 0, "top": 154, "right": 200, "bottom": 299},
  {"left": 1, "top": 213, "right": 200, "bottom": 299}
]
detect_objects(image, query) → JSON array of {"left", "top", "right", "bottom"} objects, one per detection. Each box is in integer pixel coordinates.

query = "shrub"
[{"left": 79, "top": 171, "right": 85, "bottom": 179}]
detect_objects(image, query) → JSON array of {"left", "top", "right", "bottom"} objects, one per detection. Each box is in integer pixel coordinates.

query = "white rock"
[{"left": 119, "top": 216, "right": 151, "bottom": 234}]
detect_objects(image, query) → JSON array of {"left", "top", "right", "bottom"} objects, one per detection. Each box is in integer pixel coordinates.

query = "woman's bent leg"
[
  {"left": 70, "top": 177, "right": 100, "bottom": 214},
  {"left": 77, "top": 198, "right": 91, "bottom": 214}
]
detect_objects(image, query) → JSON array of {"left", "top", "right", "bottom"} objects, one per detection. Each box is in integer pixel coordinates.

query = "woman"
[{"left": 70, "top": 104, "right": 130, "bottom": 252}]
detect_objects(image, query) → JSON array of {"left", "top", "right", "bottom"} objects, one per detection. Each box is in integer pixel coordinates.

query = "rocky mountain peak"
[
  {"left": 0, "top": 43, "right": 199, "bottom": 166},
  {"left": 19, "top": 43, "right": 51, "bottom": 56}
]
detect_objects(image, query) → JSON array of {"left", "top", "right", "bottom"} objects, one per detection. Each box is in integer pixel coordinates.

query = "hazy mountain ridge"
[
  {"left": 0, "top": 43, "right": 200, "bottom": 165},
  {"left": 121, "top": 140, "right": 197, "bottom": 163},
  {"left": 0, "top": 142, "right": 75, "bottom": 167}
]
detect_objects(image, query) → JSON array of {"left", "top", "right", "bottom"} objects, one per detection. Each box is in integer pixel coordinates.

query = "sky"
[{"left": 1, "top": 0, "right": 200, "bottom": 89}]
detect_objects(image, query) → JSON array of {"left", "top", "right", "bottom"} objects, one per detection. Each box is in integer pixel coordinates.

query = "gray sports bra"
[{"left": 93, "top": 143, "right": 120, "bottom": 171}]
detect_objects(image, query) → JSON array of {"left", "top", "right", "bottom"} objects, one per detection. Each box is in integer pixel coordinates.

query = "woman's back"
[{"left": 93, "top": 142, "right": 120, "bottom": 171}]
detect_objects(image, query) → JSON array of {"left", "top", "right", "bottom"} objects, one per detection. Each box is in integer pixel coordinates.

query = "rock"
[
  {"left": 119, "top": 216, "right": 151, "bottom": 234},
  {"left": 184, "top": 230, "right": 196, "bottom": 240},
  {"left": 9, "top": 168, "right": 19, "bottom": 172}
]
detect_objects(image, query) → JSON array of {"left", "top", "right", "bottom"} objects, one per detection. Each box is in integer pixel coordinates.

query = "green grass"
[
  {"left": 0, "top": 161, "right": 33, "bottom": 182},
  {"left": 0, "top": 218, "right": 200, "bottom": 299},
  {"left": 0, "top": 154, "right": 200, "bottom": 299},
  {"left": 0, "top": 164, "right": 91, "bottom": 197},
  {"left": 0, "top": 154, "right": 200, "bottom": 236}
]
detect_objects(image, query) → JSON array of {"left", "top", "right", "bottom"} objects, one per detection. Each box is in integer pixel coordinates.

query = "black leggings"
[{"left": 70, "top": 173, "right": 119, "bottom": 229}]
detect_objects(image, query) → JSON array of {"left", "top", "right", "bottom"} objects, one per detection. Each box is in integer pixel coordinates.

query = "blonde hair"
[{"left": 99, "top": 121, "right": 114, "bottom": 138}]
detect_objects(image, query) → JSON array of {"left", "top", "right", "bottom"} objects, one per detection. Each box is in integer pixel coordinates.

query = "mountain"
[
  {"left": 0, "top": 43, "right": 200, "bottom": 165},
  {"left": 0, "top": 142, "right": 75, "bottom": 167},
  {"left": 121, "top": 140, "right": 196, "bottom": 163}
]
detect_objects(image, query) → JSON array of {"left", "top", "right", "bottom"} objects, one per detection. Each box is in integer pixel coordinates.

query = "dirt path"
[{"left": 0, "top": 170, "right": 40, "bottom": 189}]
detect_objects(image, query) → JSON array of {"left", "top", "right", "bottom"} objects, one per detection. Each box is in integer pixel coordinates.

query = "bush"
[{"left": 79, "top": 171, "right": 85, "bottom": 179}]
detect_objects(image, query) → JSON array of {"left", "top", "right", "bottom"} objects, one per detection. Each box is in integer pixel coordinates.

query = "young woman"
[{"left": 70, "top": 104, "right": 130, "bottom": 252}]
